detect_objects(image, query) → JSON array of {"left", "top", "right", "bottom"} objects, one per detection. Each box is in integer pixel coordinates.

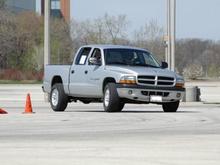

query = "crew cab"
[{"left": 43, "top": 45, "right": 185, "bottom": 112}]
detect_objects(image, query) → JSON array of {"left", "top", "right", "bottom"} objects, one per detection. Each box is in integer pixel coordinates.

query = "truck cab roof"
[{"left": 81, "top": 44, "right": 150, "bottom": 52}]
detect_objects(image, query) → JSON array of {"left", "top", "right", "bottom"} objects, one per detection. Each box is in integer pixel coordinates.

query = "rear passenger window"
[{"left": 75, "top": 47, "right": 91, "bottom": 65}]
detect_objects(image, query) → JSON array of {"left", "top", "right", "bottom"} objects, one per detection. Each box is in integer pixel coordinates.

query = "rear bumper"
[{"left": 116, "top": 84, "right": 185, "bottom": 103}]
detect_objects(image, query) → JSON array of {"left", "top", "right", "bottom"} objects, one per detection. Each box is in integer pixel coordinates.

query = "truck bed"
[{"left": 43, "top": 65, "right": 71, "bottom": 94}]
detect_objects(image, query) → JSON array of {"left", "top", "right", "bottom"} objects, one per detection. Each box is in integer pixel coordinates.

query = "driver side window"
[{"left": 89, "top": 48, "right": 102, "bottom": 65}]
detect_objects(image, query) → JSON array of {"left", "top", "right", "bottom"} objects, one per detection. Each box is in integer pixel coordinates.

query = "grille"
[
  {"left": 138, "top": 75, "right": 155, "bottom": 85},
  {"left": 141, "top": 91, "right": 169, "bottom": 97},
  {"left": 138, "top": 75, "right": 175, "bottom": 86}
]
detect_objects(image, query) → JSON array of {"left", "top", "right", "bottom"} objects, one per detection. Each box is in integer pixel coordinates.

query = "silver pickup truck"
[{"left": 43, "top": 45, "right": 185, "bottom": 112}]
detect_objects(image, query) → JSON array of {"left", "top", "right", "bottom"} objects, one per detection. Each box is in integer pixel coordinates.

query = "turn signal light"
[
  {"left": 175, "top": 83, "right": 185, "bottom": 88},
  {"left": 119, "top": 80, "right": 136, "bottom": 84}
]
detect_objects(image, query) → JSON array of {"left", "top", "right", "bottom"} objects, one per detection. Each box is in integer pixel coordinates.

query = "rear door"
[{"left": 69, "top": 47, "right": 92, "bottom": 96}]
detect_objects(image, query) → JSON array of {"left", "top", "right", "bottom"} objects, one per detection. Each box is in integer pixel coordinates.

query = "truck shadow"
[
  {"left": 121, "top": 110, "right": 199, "bottom": 113},
  {"left": 72, "top": 110, "right": 199, "bottom": 113}
]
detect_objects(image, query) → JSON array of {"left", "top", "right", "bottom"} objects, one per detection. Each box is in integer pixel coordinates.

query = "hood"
[{"left": 105, "top": 65, "right": 177, "bottom": 78}]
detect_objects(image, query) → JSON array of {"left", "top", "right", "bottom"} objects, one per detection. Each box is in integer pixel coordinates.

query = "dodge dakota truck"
[{"left": 43, "top": 45, "right": 185, "bottom": 112}]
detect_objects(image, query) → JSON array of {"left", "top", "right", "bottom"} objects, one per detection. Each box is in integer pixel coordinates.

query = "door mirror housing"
[
  {"left": 161, "top": 62, "right": 168, "bottom": 69},
  {"left": 89, "top": 57, "right": 101, "bottom": 65}
]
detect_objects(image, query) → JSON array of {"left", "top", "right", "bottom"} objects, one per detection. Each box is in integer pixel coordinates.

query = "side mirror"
[
  {"left": 161, "top": 62, "right": 168, "bottom": 69},
  {"left": 89, "top": 57, "right": 101, "bottom": 65}
]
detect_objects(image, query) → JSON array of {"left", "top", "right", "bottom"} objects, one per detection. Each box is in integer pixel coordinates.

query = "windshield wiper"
[
  {"left": 107, "top": 62, "right": 128, "bottom": 65},
  {"left": 133, "top": 64, "right": 159, "bottom": 68}
]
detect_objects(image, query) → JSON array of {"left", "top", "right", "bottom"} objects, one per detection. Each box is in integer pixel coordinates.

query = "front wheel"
[
  {"left": 162, "top": 101, "right": 180, "bottom": 112},
  {"left": 103, "top": 83, "right": 124, "bottom": 112},
  {"left": 50, "top": 83, "right": 68, "bottom": 112}
]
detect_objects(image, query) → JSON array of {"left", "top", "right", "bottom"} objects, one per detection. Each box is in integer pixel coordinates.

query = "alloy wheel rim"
[
  {"left": 51, "top": 89, "right": 59, "bottom": 106},
  {"left": 104, "top": 89, "right": 110, "bottom": 107}
]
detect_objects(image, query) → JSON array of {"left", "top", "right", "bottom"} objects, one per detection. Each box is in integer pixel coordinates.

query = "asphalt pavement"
[{"left": 0, "top": 84, "right": 220, "bottom": 165}]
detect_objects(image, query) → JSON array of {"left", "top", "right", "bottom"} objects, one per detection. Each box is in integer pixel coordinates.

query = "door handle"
[
  {"left": 71, "top": 70, "right": 74, "bottom": 74},
  {"left": 85, "top": 70, "right": 88, "bottom": 74}
]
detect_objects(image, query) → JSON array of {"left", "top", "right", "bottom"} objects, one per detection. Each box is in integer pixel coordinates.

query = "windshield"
[{"left": 104, "top": 48, "right": 160, "bottom": 68}]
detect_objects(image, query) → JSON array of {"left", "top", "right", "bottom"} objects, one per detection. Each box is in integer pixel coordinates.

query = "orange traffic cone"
[
  {"left": 23, "top": 93, "right": 35, "bottom": 114},
  {"left": 0, "top": 108, "right": 8, "bottom": 114}
]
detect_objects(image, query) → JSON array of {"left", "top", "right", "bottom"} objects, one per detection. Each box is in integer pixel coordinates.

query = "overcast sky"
[{"left": 70, "top": 0, "right": 220, "bottom": 40}]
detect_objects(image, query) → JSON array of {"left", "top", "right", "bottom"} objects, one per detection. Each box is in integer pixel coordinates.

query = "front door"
[{"left": 86, "top": 48, "right": 104, "bottom": 97}]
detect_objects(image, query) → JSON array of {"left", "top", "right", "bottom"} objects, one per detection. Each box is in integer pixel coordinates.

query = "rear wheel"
[
  {"left": 162, "top": 101, "right": 179, "bottom": 112},
  {"left": 50, "top": 83, "right": 68, "bottom": 112},
  {"left": 103, "top": 83, "right": 124, "bottom": 112}
]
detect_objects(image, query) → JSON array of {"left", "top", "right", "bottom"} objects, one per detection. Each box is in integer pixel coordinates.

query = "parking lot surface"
[{"left": 0, "top": 84, "right": 220, "bottom": 165}]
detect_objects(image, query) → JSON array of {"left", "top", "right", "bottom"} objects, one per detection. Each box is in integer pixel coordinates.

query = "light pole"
[
  {"left": 44, "top": 0, "right": 50, "bottom": 68},
  {"left": 44, "top": 0, "right": 50, "bottom": 101},
  {"left": 166, "top": 0, "right": 171, "bottom": 69},
  {"left": 166, "top": 0, "right": 176, "bottom": 71},
  {"left": 170, "top": 0, "right": 176, "bottom": 71}
]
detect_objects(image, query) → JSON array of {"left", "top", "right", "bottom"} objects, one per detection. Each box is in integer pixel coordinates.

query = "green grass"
[{"left": 0, "top": 80, "right": 42, "bottom": 84}]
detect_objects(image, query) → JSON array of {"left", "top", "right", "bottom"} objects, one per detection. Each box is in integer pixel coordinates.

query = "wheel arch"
[
  {"left": 102, "top": 77, "right": 116, "bottom": 93},
  {"left": 51, "top": 76, "right": 63, "bottom": 87}
]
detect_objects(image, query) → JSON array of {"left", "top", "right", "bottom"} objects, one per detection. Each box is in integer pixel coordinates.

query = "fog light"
[
  {"left": 128, "top": 90, "right": 133, "bottom": 95},
  {"left": 176, "top": 93, "right": 181, "bottom": 98}
]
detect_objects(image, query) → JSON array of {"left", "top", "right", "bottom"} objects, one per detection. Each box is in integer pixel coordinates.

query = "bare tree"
[
  {"left": 133, "top": 20, "right": 165, "bottom": 61},
  {"left": 50, "top": 18, "right": 73, "bottom": 64},
  {"left": 70, "top": 14, "right": 129, "bottom": 55},
  {"left": 183, "top": 63, "right": 203, "bottom": 80},
  {"left": 0, "top": 0, "right": 6, "bottom": 9},
  {"left": 1, "top": 9, "right": 220, "bottom": 80},
  {"left": 175, "top": 39, "right": 220, "bottom": 77},
  {"left": 0, "top": 10, "right": 17, "bottom": 69},
  {"left": 134, "top": 20, "right": 164, "bottom": 42},
  {"left": 103, "top": 14, "right": 128, "bottom": 44}
]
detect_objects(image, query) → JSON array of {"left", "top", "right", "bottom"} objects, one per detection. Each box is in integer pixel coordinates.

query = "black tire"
[
  {"left": 103, "top": 83, "right": 125, "bottom": 112},
  {"left": 50, "top": 83, "right": 68, "bottom": 112},
  {"left": 162, "top": 101, "right": 179, "bottom": 112}
]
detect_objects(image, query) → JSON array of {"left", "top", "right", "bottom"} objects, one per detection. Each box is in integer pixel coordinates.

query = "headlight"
[{"left": 119, "top": 76, "right": 136, "bottom": 84}]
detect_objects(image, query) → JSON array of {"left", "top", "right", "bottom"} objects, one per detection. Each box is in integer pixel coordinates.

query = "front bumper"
[{"left": 116, "top": 84, "right": 185, "bottom": 103}]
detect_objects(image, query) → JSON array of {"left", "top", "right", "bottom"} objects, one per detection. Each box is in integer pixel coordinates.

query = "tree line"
[{"left": 0, "top": 6, "right": 220, "bottom": 80}]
